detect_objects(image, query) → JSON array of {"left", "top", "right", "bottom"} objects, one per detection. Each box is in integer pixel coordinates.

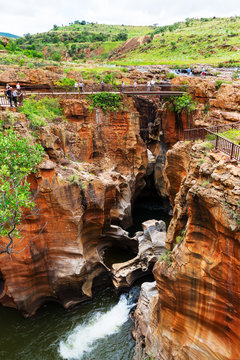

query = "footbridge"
[{"left": 0, "top": 83, "right": 187, "bottom": 108}]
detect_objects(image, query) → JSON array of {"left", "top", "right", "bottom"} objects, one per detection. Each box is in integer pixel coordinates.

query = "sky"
[{"left": 0, "top": 0, "right": 240, "bottom": 36}]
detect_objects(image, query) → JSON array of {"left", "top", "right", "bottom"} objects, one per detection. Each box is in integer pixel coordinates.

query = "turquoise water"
[{"left": 0, "top": 286, "right": 140, "bottom": 360}]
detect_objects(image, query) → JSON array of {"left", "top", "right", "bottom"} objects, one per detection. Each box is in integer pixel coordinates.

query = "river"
[
  {"left": 0, "top": 207, "right": 171, "bottom": 360},
  {"left": 0, "top": 286, "right": 140, "bottom": 360}
]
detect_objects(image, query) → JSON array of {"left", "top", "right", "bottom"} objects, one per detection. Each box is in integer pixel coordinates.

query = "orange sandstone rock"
[{"left": 134, "top": 141, "right": 240, "bottom": 360}]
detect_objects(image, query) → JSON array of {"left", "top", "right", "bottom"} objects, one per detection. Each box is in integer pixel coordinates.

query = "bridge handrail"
[{"left": 184, "top": 121, "right": 240, "bottom": 161}]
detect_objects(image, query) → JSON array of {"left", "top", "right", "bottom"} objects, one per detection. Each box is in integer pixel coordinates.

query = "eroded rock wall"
[
  {"left": 134, "top": 141, "right": 240, "bottom": 360},
  {"left": 0, "top": 97, "right": 149, "bottom": 316},
  {"left": 172, "top": 76, "right": 240, "bottom": 127}
]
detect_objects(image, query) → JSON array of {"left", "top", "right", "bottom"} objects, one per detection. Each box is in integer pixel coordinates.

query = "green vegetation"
[
  {"left": 8, "top": 23, "right": 151, "bottom": 63},
  {"left": 166, "top": 72, "right": 175, "bottom": 79},
  {"left": 0, "top": 129, "right": 44, "bottom": 255},
  {"left": 205, "top": 133, "right": 217, "bottom": 141},
  {"left": 158, "top": 249, "right": 172, "bottom": 266},
  {"left": 0, "top": 111, "right": 19, "bottom": 129},
  {"left": 203, "top": 104, "right": 210, "bottom": 114},
  {"left": 54, "top": 77, "right": 75, "bottom": 90},
  {"left": 88, "top": 92, "right": 122, "bottom": 113},
  {"left": 168, "top": 93, "right": 197, "bottom": 114},
  {"left": 215, "top": 79, "right": 225, "bottom": 90},
  {"left": 225, "top": 201, "right": 240, "bottom": 226},
  {"left": 1, "top": 16, "right": 240, "bottom": 66},
  {"left": 19, "top": 97, "right": 64, "bottom": 130},
  {"left": 176, "top": 229, "right": 185, "bottom": 245},
  {"left": 201, "top": 179, "right": 210, "bottom": 187},
  {"left": 68, "top": 174, "right": 85, "bottom": 189},
  {"left": 200, "top": 140, "right": 215, "bottom": 153},
  {"left": 114, "top": 16, "right": 240, "bottom": 66},
  {"left": 219, "top": 129, "right": 240, "bottom": 144}
]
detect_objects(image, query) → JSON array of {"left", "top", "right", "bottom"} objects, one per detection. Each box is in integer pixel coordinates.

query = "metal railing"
[
  {"left": 18, "top": 83, "right": 187, "bottom": 94},
  {"left": 0, "top": 96, "right": 11, "bottom": 106},
  {"left": 184, "top": 121, "right": 240, "bottom": 161}
]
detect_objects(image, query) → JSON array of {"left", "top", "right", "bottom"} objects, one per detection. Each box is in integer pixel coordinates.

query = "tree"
[{"left": 0, "top": 129, "right": 44, "bottom": 256}]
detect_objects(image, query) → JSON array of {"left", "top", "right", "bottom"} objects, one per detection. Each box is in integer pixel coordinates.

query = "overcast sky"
[{"left": 0, "top": 0, "right": 240, "bottom": 36}]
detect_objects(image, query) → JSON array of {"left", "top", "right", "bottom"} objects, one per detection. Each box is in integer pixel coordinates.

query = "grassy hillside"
[
  {"left": 113, "top": 16, "right": 240, "bottom": 66},
  {"left": 1, "top": 17, "right": 240, "bottom": 67},
  {"left": 14, "top": 23, "right": 152, "bottom": 62}
]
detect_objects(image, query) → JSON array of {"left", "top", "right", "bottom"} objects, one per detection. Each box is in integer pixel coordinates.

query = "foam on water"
[{"left": 59, "top": 294, "right": 134, "bottom": 360}]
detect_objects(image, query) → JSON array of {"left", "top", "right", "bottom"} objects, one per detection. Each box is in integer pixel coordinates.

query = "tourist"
[
  {"left": 6, "top": 87, "right": 12, "bottom": 107},
  {"left": 101, "top": 80, "right": 105, "bottom": 91},
  {"left": 16, "top": 82, "right": 21, "bottom": 90},
  {"left": 17, "top": 90, "right": 23, "bottom": 106},
  {"left": 201, "top": 67, "right": 206, "bottom": 76},
  {"left": 12, "top": 89, "right": 18, "bottom": 107},
  {"left": 121, "top": 81, "right": 125, "bottom": 92},
  {"left": 147, "top": 81, "right": 150, "bottom": 91},
  {"left": 133, "top": 81, "right": 137, "bottom": 90},
  {"left": 74, "top": 81, "right": 78, "bottom": 92},
  {"left": 187, "top": 67, "right": 191, "bottom": 75},
  {"left": 6, "top": 83, "right": 10, "bottom": 90},
  {"left": 150, "top": 78, "right": 155, "bottom": 90},
  {"left": 78, "top": 81, "right": 84, "bottom": 92}
]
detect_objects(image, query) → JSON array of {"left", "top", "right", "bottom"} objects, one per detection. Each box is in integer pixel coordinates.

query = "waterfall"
[{"left": 59, "top": 293, "right": 135, "bottom": 360}]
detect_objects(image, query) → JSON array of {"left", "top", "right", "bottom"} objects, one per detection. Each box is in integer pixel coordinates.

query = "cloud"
[{"left": 0, "top": 0, "right": 239, "bottom": 36}]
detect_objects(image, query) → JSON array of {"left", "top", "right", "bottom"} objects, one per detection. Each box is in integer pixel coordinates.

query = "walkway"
[
  {"left": 184, "top": 122, "right": 240, "bottom": 161},
  {"left": 0, "top": 86, "right": 186, "bottom": 108}
]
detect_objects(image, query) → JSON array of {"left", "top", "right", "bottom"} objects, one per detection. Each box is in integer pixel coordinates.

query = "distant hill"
[
  {"left": 15, "top": 23, "right": 152, "bottom": 62},
  {"left": 0, "top": 32, "right": 19, "bottom": 38},
  {"left": 4, "top": 16, "right": 240, "bottom": 66}
]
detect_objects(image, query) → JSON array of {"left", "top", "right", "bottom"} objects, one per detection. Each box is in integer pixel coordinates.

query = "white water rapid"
[{"left": 59, "top": 294, "right": 134, "bottom": 360}]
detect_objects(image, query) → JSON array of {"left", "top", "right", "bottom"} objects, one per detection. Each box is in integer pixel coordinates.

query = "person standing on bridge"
[
  {"left": 78, "top": 81, "right": 84, "bottom": 92},
  {"left": 17, "top": 90, "right": 23, "bottom": 106},
  {"left": 133, "top": 81, "right": 137, "bottom": 90},
  {"left": 147, "top": 81, "right": 150, "bottom": 91},
  {"left": 74, "top": 81, "right": 78, "bottom": 92},
  {"left": 101, "top": 80, "right": 105, "bottom": 91},
  {"left": 16, "top": 82, "right": 21, "bottom": 90},
  {"left": 150, "top": 78, "right": 155, "bottom": 90},
  {"left": 121, "top": 81, "right": 125, "bottom": 92},
  {"left": 12, "top": 89, "right": 18, "bottom": 107},
  {"left": 6, "top": 87, "right": 12, "bottom": 107}
]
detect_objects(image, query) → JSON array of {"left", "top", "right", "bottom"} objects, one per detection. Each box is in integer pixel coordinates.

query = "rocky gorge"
[{"left": 0, "top": 70, "right": 240, "bottom": 359}]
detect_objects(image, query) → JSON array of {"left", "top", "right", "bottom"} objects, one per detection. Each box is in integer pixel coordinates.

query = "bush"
[
  {"left": 51, "top": 52, "right": 61, "bottom": 62},
  {"left": 166, "top": 72, "right": 175, "bottom": 79},
  {"left": 54, "top": 77, "right": 75, "bottom": 90},
  {"left": 219, "top": 129, "right": 240, "bottom": 144},
  {"left": 232, "top": 71, "right": 239, "bottom": 79},
  {"left": 215, "top": 80, "right": 224, "bottom": 90},
  {"left": 168, "top": 93, "right": 197, "bottom": 114},
  {"left": 158, "top": 250, "right": 172, "bottom": 266},
  {"left": 19, "top": 96, "right": 64, "bottom": 129},
  {"left": 113, "top": 32, "right": 128, "bottom": 41},
  {"left": 88, "top": 93, "right": 122, "bottom": 113},
  {"left": 0, "top": 129, "right": 44, "bottom": 254}
]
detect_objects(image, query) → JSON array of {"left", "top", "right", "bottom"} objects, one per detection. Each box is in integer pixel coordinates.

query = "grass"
[
  {"left": 19, "top": 96, "right": 64, "bottom": 130},
  {"left": 113, "top": 16, "right": 240, "bottom": 66},
  {"left": 219, "top": 129, "right": 240, "bottom": 144},
  {"left": 2, "top": 16, "right": 240, "bottom": 66}
]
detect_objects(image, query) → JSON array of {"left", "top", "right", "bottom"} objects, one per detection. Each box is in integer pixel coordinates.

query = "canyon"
[{"left": 0, "top": 70, "right": 240, "bottom": 360}]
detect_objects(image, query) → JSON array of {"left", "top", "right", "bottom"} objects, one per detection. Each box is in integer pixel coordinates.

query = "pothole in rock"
[
  {"left": 103, "top": 246, "right": 137, "bottom": 269},
  {"left": 98, "top": 237, "right": 138, "bottom": 269}
]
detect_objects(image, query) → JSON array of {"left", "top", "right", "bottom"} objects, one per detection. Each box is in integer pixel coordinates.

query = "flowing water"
[
  {"left": 0, "top": 286, "right": 140, "bottom": 360},
  {"left": 0, "top": 206, "right": 170, "bottom": 360}
]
